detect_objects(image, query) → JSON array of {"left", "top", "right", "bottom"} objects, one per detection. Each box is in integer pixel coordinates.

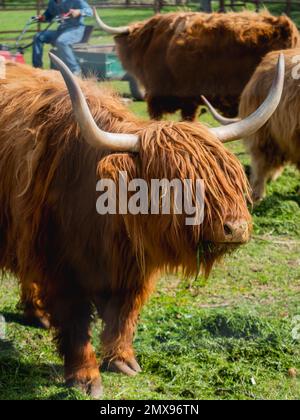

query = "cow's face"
[
  {"left": 96, "top": 120, "right": 252, "bottom": 274},
  {"left": 113, "top": 121, "right": 252, "bottom": 272},
  {"left": 155, "top": 121, "right": 252, "bottom": 273}
]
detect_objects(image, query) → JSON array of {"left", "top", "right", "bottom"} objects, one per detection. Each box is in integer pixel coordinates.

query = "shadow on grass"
[
  {"left": 0, "top": 338, "right": 69, "bottom": 400},
  {"left": 1, "top": 310, "right": 50, "bottom": 330},
  {"left": 254, "top": 192, "right": 300, "bottom": 216},
  {"left": 0, "top": 316, "right": 78, "bottom": 400},
  {"left": 1, "top": 311, "right": 29, "bottom": 328}
]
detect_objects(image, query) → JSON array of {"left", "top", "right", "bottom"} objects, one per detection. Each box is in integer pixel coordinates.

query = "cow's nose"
[{"left": 223, "top": 220, "right": 250, "bottom": 243}]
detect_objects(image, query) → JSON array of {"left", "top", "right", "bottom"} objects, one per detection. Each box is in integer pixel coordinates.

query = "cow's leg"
[
  {"left": 147, "top": 96, "right": 164, "bottom": 120},
  {"left": 250, "top": 157, "right": 269, "bottom": 203},
  {"left": 48, "top": 287, "right": 102, "bottom": 398},
  {"left": 22, "top": 296, "right": 50, "bottom": 329},
  {"left": 181, "top": 100, "right": 199, "bottom": 121},
  {"left": 99, "top": 288, "right": 148, "bottom": 376},
  {"left": 20, "top": 273, "right": 50, "bottom": 329},
  {"left": 269, "top": 166, "right": 284, "bottom": 182},
  {"left": 250, "top": 152, "right": 284, "bottom": 203},
  {"left": 248, "top": 134, "right": 286, "bottom": 203}
]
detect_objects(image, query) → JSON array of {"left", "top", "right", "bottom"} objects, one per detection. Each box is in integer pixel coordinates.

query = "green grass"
[
  {"left": 1, "top": 238, "right": 300, "bottom": 400},
  {"left": 0, "top": 6, "right": 300, "bottom": 401}
]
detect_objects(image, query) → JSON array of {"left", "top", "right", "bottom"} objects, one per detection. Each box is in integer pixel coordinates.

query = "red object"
[{"left": 0, "top": 50, "right": 26, "bottom": 64}]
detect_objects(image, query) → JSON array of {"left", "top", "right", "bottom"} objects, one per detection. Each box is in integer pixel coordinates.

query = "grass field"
[{"left": 0, "top": 6, "right": 300, "bottom": 400}]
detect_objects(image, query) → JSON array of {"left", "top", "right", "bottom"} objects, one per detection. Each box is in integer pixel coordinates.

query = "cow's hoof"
[
  {"left": 253, "top": 197, "right": 264, "bottom": 206},
  {"left": 251, "top": 190, "right": 264, "bottom": 205},
  {"left": 66, "top": 377, "right": 103, "bottom": 399},
  {"left": 102, "top": 358, "right": 142, "bottom": 376},
  {"left": 89, "top": 378, "right": 103, "bottom": 399}
]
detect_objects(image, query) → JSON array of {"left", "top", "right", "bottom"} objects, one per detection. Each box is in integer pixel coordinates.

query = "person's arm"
[
  {"left": 72, "top": 0, "right": 93, "bottom": 17},
  {"left": 38, "top": 3, "right": 55, "bottom": 22},
  {"left": 43, "top": 2, "right": 56, "bottom": 22}
]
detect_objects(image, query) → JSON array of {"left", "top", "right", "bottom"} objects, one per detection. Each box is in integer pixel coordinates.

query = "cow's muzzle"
[{"left": 223, "top": 220, "right": 250, "bottom": 244}]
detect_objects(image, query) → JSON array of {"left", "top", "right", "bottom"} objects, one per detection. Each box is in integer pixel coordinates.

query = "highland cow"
[
  {"left": 0, "top": 54, "right": 284, "bottom": 397},
  {"left": 203, "top": 49, "right": 300, "bottom": 202},
  {"left": 94, "top": 9, "right": 298, "bottom": 120}
]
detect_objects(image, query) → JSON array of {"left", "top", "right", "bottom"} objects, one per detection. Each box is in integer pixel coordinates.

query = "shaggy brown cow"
[
  {"left": 203, "top": 49, "right": 300, "bottom": 202},
  {"left": 94, "top": 9, "right": 298, "bottom": 120},
  {"left": 0, "top": 54, "right": 283, "bottom": 397}
]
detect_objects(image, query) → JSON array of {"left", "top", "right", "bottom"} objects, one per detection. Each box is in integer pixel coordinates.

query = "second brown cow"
[{"left": 94, "top": 9, "right": 299, "bottom": 120}]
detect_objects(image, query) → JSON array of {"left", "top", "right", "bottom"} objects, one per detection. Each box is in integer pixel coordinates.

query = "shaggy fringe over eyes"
[{"left": 140, "top": 121, "right": 251, "bottom": 227}]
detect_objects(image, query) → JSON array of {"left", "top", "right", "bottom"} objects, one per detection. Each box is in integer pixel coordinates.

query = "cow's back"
[{"left": 115, "top": 11, "right": 299, "bottom": 98}]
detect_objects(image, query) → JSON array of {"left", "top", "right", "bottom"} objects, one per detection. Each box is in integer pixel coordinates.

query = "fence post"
[
  {"left": 286, "top": 0, "right": 291, "bottom": 16},
  {"left": 219, "top": 0, "right": 225, "bottom": 12},
  {"left": 37, "top": 0, "right": 42, "bottom": 32},
  {"left": 153, "top": 0, "right": 163, "bottom": 13},
  {"left": 254, "top": 0, "right": 261, "bottom": 12}
]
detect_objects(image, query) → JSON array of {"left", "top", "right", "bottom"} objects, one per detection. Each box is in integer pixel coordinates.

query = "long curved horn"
[
  {"left": 49, "top": 53, "right": 140, "bottom": 152},
  {"left": 201, "top": 95, "right": 240, "bottom": 125},
  {"left": 93, "top": 7, "right": 129, "bottom": 35},
  {"left": 209, "top": 53, "right": 285, "bottom": 143}
]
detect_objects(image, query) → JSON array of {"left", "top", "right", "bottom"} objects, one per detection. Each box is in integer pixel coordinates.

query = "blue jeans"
[{"left": 32, "top": 26, "right": 85, "bottom": 73}]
